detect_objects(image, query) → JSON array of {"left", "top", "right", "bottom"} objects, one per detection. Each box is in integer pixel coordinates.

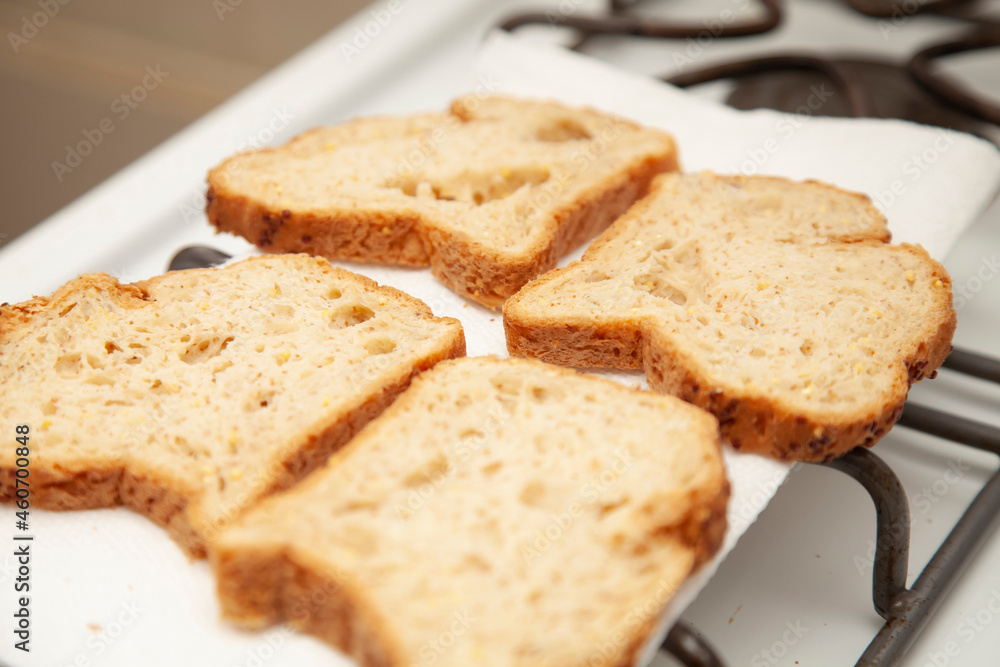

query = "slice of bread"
[
  {"left": 0, "top": 254, "right": 465, "bottom": 557},
  {"left": 212, "top": 356, "right": 728, "bottom": 667},
  {"left": 504, "top": 172, "right": 956, "bottom": 462},
  {"left": 207, "top": 96, "right": 678, "bottom": 307}
]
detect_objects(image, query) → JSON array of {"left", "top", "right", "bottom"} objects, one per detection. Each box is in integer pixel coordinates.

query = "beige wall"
[{"left": 0, "top": 0, "right": 372, "bottom": 246}]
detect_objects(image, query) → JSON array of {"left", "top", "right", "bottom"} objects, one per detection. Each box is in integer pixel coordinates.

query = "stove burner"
[
  {"left": 910, "top": 23, "right": 1000, "bottom": 126},
  {"left": 844, "top": 0, "right": 978, "bottom": 18},
  {"left": 499, "top": 0, "right": 781, "bottom": 40},
  {"left": 668, "top": 55, "right": 1000, "bottom": 145}
]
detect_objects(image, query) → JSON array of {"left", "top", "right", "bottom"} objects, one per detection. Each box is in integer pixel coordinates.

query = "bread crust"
[
  {"left": 206, "top": 96, "right": 678, "bottom": 308},
  {"left": 0, "top": 255, "right": 466, "bottom": 557},
  {"left": 504, "top": 176, "right": 957, "bottom": 463}
]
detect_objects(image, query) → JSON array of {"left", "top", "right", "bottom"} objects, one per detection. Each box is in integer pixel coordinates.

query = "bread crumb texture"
[
  {"left": 0, "top": 254, "right": 465, "bottom": 556},
  {"left": 504, "top": 173, "right": 956, "bottom": 462},
  {"left": 213, "top": 356, "right": 728, "bottom": 667},
  {"left": 207, "top": 96, "right": 678, "bottom": 307}
]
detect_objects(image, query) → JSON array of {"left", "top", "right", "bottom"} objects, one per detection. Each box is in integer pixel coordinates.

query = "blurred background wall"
[{"left": 0, "top": 0, "right": 372, "bottom": 246}]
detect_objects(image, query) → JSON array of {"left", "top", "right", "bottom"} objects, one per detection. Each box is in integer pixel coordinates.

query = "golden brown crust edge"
[
  {"left": 0, "top": 258, "right": 467, "bottom": 558},
  {"left": 504, "top": 256, "right": 956, "bottom": 463},
  {"left": 210, "top": 470, "right": 729, "bottom": 667},
  {"left": 206, "top": 135, "right": 677, "bottom": 309},
  {"left": 212, "top": 544, "right": 409, "bottom": 666}
]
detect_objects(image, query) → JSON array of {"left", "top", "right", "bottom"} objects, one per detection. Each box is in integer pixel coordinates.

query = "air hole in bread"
[
  {"left": 327, "top": 287, "right": 342, "bottom": 300},
  {"left": 519, "top": 479, "right": 547, "bottom": 507},
  {"left": 330, "top": 304, "right": 375, "bottom": 329},
  {"left": 364, "top": 338, "right": 396, "bottom": 355},
  {"left": 84, "top": 373, "right": 115, "bottom": 386},
  {"left": 181, "top": 336, "right": 234, "bottom": 365},
  {"left": 55, "top": 353, "right": 81, "bottom": 376},
  {"left": 460, "top": 428, "right": 485, "bottom": 443},
  {"left": 388, "top": 166, "right": 550, "bottom": 206},
  {"left": 104, "top": 341, "right": 121, "bottom": 354},
  {"left": 248, "top": 390, "right": 275, "bottom": 411},
  {"left": 403, "top": 454, "right": 450, "bottom": 488},
  {"left": 598, "top": 498, "right": 627, "bottom": 519},
  {"left": 535, "top": 118, "right": 592, "bottom": 142},
  {"left": 481, "top": 461, "right": 502, "bottom": 476},
  {"left": 633, "top": 274, "right": 687, "bottom": 305},
  {"left": 800, "top": 340, "right": 814, "bottom": 356},
  {"left": 463, "top": 554, "right": 491, "bottom": 572},
  {"left": 490, "top": 373, "right": 523, "bottom": 396},
  {"left": 584, "top": 271, "right": 610, "bottom": 283}
]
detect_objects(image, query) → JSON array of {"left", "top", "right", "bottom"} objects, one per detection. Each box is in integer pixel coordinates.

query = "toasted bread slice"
[
  {"left": 0, "top": 255, "right": 465, "bottom": 557},
  {"left": 207, "top": 96, "right": 678, "bottom": 307},
  {"left": 212, "top": 356, "right": 728, "bottom": 667},
  {"left": 504, "top": 173, "right": 955, "bottom": 462}
]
